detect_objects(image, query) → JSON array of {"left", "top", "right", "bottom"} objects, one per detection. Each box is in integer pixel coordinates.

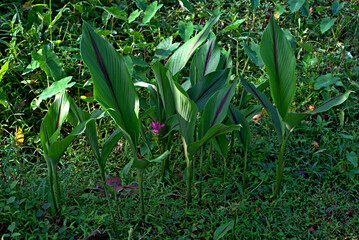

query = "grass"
[{"left": 1, "top": 0, "right": 359, "bottom": 239}]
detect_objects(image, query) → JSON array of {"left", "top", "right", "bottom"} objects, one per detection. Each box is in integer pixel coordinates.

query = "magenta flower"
[{"left": 149, "top": 120, "right": 165, "bottom": 134}]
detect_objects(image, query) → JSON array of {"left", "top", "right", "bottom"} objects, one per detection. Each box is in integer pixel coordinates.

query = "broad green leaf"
[
  {"left": 166, "top": 15, "right": 220, "bottom": 76},
  {"left": 223, "top": 19, "right": 245, "bottom": 31},
  {"left": 0, "top": 61, "right": 9, "bottom": 82},
  {"left": 0, "top": 88, "right": 8, "bottom": 107},
  {"left": 288, "top": 0, "right": 305, "bottom": 13},
  {"left": 154, "top": 36, "right": 180, "bottom": 61},
  {"left": 332, "top": 1, "right": 345, "bottom": 15},
  {"left": 32, "top": 45, "right": 66, "bottom": 81},
  {"left": 68, "top": 98, "right": 102, "bottom": 160},
  {"left": 187, "top": 69, "right": 229, "bottom": 111},
  {"left": 38, "top": 76, "right": 75, "bottom": 100},
  {"left": 142, "top": 1, "right": 163, "bottom": 24},
  {"left": 311, "top": 91, "right": 351, "bottom": 113},
  {"left": 320, "top": 17, "right": 337, "bottom": 34},
  {"left": 260, "top": 17, "right": 296, "bottom": 119},
  {"left": 241, "top": 42, "right": 263, "bottom": 67},
  {"left": 152, "top": 62, "right": 176, "bottom": 119},
  {"left": 23, "top": 59, "right": 39, "bottom": 75},
  {"left": 134, "top": 0, "right": 148, "bottom": 11},
  {"left": 190, "top": 38, "right": 221, "bottom": 85},
  {"left": 274, "top": 4, "right": 286, "bottom": 18},
  {"left": 217, "top": 49, "right": 232, "bottom": 71},
  {"left": 240, "top": 76, "right": 283, "bottom": 140},
  {"left": 49, "top": 4, "right": 68, "bottom": 28},
  {"left": 212, "top": 134, "right": 228, "bottom": 158},
  {"left": 178, "top": 21, "right": 194, "bottom": 42},
  {"left": 103, "top": 6, "right": 127, "bottom": 21},
  {"left": 147, "top": 150, "right": 170, "bottom": 163},
  {"left": 178, "top": 0, "right": 193, "bottom": 13},
  {"left": 283, "top": 92, "right": 351, "bottom": 130},
  {"left": 228, "top": 104, "right": 250, "bottom": 151},
  {"left": 100, "top": 128, "right": 123, "bottom": 168},
  {"left": 170, "top": 80, "right": 198, "bottom": 146},
  {"left": 300, "top": 0, "right": 310, "bottom": 16},
  {"left": 128, "top": 9, "right": 142, "bottom": 23},
  {"left": 188, "top": 124, "right": 241, "bottom": 155},
  {"left": 47, "top": 134, "right": 75, "bottom": 164},
  {"left": 198, "top": 82, "right": 236, "bottom": 138},
  {"left": 213, "top": 220, "right": 235, "bottom": 240},
  {"left": 314, "top": 74, "right": 341, "bottom": 90},
  {"left": 40, "top": 91, "right": 70, "bottom": 156},
  {"left": 250, "top": 0, "right": 260, "bottom": 10},
  {"left": 346, "top": 151, "right": 358, "bottom": 168},
  {"left": 81, "top": 22, "right": 140, "bottom": 148}
]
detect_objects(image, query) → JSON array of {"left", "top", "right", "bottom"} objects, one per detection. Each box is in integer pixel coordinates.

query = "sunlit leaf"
[
  {"left": 16, "top": 127, "right": 24, "bottom": 144},
  {"left": 178, "top": 0, "right": 193, "bottom": 13},
  {"left": 223, "top": 19, "right": 245, "bottom": 31},
  {"left": 128, "top": 9, "right": 142, "bottom": 23},
  {"left": 142, "top": 1, "right": 163, "bottom": 24},
  {"left": 38, "top": 76, "right": 75, "bottom": 100},
  {"left": 178, "top": 21, "right": 194, "bottom": 42},
  {"left": 32, "top": 45, "right": 66, "bottom": 81},
  {"left": 166, "top": 14, "right": 219, "bottom": 76},
  {"left": 320, "top": 17, "right": 337, "bottom": 34},
  {"left": 0, "top": 61, "right": 9, "bottom": 82},
  {"left": 288, "top": 0, "right": 305, "bottom": 13}
]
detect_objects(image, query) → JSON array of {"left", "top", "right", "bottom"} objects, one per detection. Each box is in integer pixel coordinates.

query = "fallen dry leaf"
[
  {"left": 252, "top": 108, "right": 266, "bottom": 123},
  {"left": 311, "top": 141, "right": 319, "bottom": 149}
]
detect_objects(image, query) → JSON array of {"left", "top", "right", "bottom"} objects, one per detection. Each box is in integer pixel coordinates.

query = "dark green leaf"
[
  {"left": 240, "top": 76, "right": 283, "bottom": 140},
  {"left": 190, "top": 38, "right": 221, "bottom": 85},
  {"left": 260, "top": 17, "right": 296, "bottom": 119},
  {"left": 320, "top": 17, "right": 337, "bottom": 34},
  {"left": 142, "top": 1, "right": 163, "bottom": 24},
  {"left": 213, "top": 220, "right": 235, "bottom": 240},
  {"left": 178, "top": 21, "right": 194, "bottom": 42},
  {"left": 187, "top": 69, "right": 229, "bottom": 111},
  {"left": 241, "top": 42, "right": 263, "bottom": 67},
  {"left": 178, "top": 0, "right": 193, "bottom": 13},
  {"left": 288, "top": 0, "right": 305, "bottom": 13},
  {"left": 81, "top": 22, "right": 140, "bottom": 149}
]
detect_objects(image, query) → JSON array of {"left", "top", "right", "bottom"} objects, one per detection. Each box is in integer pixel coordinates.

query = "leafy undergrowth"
[
  {"left": 1, "top": 118, "right": 358, "bottom": 239},
  {"left": 1, "top": 0, "right": 359, "bottom": 239}
]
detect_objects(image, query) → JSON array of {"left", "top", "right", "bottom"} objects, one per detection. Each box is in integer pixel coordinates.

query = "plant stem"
[
  {"left": 242, "top": 150, "right": 248, "bottom": 188},
  {"left": 198, "top": 147, "right": 205, "bottom": 200},
  {"left": 137, "top": 168, "right": 145, "bottom": 215},
  {"left": 185, "top": 151, "right": 193, "bottom": 203},
  {"left": 46, "top": 159, "right": 57, "bottom": 212},
  {"left": 273, "top": 134, "right": 290, "bottom": 198},
  {"left": 99, "top": 168, "right": 120, "bottom": 238},
  {"left": 51, "top": 163, "right": 61, "bottom": 211}
]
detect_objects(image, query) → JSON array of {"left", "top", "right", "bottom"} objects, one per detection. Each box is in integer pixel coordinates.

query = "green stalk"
[
  {"left": 242, "top": 150, "right": 248, "bottom": 188},
  {"left": 185, "top": 151, "right": 193, "bottom": 203},
  {"left": 99, "top": 167, "right": 120, "bottom": 238},
  {"left": 46, "top": 159, "right": 57, "bottom": 212},
  {"left": 51, "top": 163, "right": 61, "bottom": 211},
  {"left": 273, "top": 134, "right": 290, "bottom": 198},
  {"left": 198, "top": 147, "right": 205, "bottom": 200},
  {"left": 209, "top": 143, "right": 213, "bottom": 169},
  {"left": 137, "top": 168, "right": 145, "bottom": 214}
]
